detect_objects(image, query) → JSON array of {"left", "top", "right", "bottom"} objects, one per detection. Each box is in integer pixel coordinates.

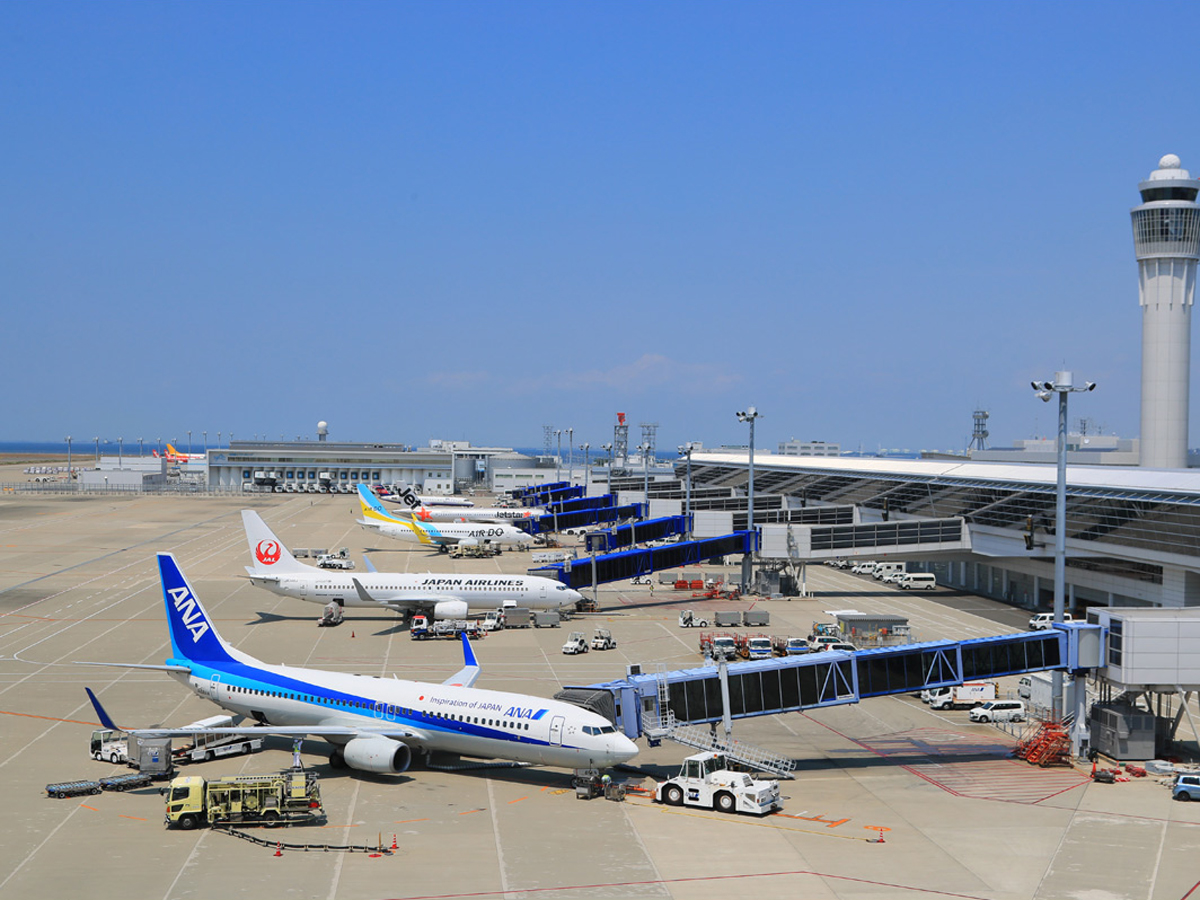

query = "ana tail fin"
[
  {"left": 157, "top": 553, "right": 236, "bottom": 663},
  {"left": 241, "top": 510, "right": 308, "bottom": 575}
]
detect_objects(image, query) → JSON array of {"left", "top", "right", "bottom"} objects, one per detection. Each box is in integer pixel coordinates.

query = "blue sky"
[{"left": 4, "top": 2, "right": 1199, "bottom": 455}]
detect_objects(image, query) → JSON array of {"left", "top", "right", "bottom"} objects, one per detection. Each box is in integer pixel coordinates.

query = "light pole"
[
  {"left": 601, "top": 443, "right": 613, "bottom": 492},
  {"left": 554, "top": 430, "right": 562, "bottom": 481},
  {"left": 566, "top": 428, "right": 574, "bottom": 483},
  {"left": 1032, "top": 371, "right": 1095, "bottom": 737},
  {"left": 157, "top": 437, "right": 162, "bottom": 458},
  {"left": 637, "top": 442, "right": 650, "bottom": 501},
  {"left": 138, "top": 437, "right": 143, "bottom": 458},
  {"left": 678, "top": 442, "right": 695, "bottom": 539},
  {"left": 117, "top": 437, "right": 123, "bottom": 468},
  {"left": 93, "top": 436, "right": 100, "bottom": 463},
  {"left": 736, "top": 406, "right": 762, "bottom": 590},
  {"left": 65, "top": 436, "right": 71, "bottom": 482},
  {"left": 581, "top": 443, "right": 590, "bottom": 491},
  {"left": 188, "top": 430, "right": 192, "bottom": 455},
  {"left": 217, "top": 431, "right": 222, "bottom": 449},
  {"left": 203, "top": 431, "right": 207, "bottom": 453}
]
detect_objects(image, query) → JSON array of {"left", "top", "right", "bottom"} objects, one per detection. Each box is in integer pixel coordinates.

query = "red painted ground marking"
[
  {"left": 79, "top": 805, "right": 98, "bottom": 812},
  {"left": 393, "top": 818, "right": 429, "bottom": 824},
  {"left": 806, "top": 719, "right": 1090, "bottom": 804},
  {"left": 118, "top": 815, "right": 147, "bottom": 821},
  {"left": 0, "top": 710, "right": 98, "bottom": 726},
  {"left": 507, "top": 797, "right": 527, "bottom": 804},
  {"left": 457, "top": 808, "right": 483, "bottom": 815}
]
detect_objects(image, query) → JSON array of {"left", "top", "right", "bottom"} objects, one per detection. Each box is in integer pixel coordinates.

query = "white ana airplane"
[
  {"left": 83, "top": 553, "right": 638, "bottom": 784},
  {"left": 242, "top": 510, "right": 581, "bottom": 618},
  {"left": 381, "top": 485, "right": 546, "bottom": 523},
  {"left": 357, "top": 484, "right": 535, "bottom": 550}
]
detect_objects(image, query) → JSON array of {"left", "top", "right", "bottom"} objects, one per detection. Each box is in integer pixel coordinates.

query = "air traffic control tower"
[{"left": 1132, "top": 154, "right": 1200, "bottom": 469}]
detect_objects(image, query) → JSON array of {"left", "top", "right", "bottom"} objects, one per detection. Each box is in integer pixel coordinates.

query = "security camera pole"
[{"left": 1031, "top": 371, "right": 1095, "bottom": 725}]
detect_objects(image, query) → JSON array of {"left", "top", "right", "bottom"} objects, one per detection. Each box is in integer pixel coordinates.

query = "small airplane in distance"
[
  {"left": 381, "top": 484, "right": 545, "bottom": 523},
  {"left": 152, "top": 443, "right": 205, "bottom": 462},
  {"left": 378, "top": 482, "right": 475, "bottom": 508},
  {"left": 357, "top": 484, "right": 535, "bottom": 550},
  {"left": 242, "top": 510, "right": 581, "bottom": 618},
  {"left": 81, "top": 553, "right": 637, "bottom": 781}
]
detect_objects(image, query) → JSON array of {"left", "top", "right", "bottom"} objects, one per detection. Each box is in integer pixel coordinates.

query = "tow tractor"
[
  {"left": 655, "top": 752, "right": 782, "bottom": 815},
  {"left": 678, "top": 609, "right": 710, "bottom": 628},
  {"left": 590, "top": 628, "right": 617, "bottom": 650},
  {"left": 562, "top": 632, "right": 589, "bottom": 655}
]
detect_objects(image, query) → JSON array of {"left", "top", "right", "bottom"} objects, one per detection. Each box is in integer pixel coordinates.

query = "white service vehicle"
[
  {"left": 969, "top": 700, "right": 1026, "bottom": 723},
  {"left": 678, "top": 609, "right": 710, "bottom": 628},
  {"left": 562, "top": 632, "right": 589, "bottom": 655},
  {"left": 1029, "top": 612, "right": 1074, "bottom": 630},
  {"left": 655, "top": 752, "right": 782, "bottom": 815},
  {"left": 927, "top": 681, "right": 998, "bottom": 710},
  {"left": 872, "top": 562, "right": 906, "bottom": 581},
  {"left": 851, "top": 561, "right": 878, "bottom": 575},
  {"left": 898, "top": 572, "right": 937, "bottom": 590}
]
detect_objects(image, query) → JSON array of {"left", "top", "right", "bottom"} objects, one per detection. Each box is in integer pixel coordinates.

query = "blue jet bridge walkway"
[
  {"left": 530, "top": 531, "right": 757, "bottom": 589},
  {"left": 558, "top": 623, "right": 1102, "bottom": 740}
]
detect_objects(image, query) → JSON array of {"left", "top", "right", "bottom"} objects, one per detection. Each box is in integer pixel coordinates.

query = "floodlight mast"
[
  {"left": 1029, "top": 371, "right": 1095, "bottom": 733},
  {"left": 736, "top": 406, "right": 762, "bottom": 590}
]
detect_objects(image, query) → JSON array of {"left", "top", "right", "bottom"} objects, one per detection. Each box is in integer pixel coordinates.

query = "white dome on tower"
[{"left": 1160, "top": 153, "right": 1182, "bottom": 169}]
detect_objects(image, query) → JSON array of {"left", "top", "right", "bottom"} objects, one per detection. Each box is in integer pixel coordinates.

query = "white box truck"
[{"left": 928, "top": 681, "right": 998, "bottom": 710}]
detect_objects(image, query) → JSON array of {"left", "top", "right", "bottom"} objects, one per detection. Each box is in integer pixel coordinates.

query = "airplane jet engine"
[
  {"left": 339, "top": 736, "right": 412, "bottom": 774},
  {"left": 432, "top": 599, "right": 469, "bottom": 620}
]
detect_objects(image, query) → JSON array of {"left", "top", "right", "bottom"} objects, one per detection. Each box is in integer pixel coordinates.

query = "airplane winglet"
[
  {"left": 351, "top": 577, "right": 374, "bottom": 604},
  {"left": 442, "top": 633, "right": 481, "bottom": 688},
  {"left": 85, "top": 687, "right": 123, "bottom": 731}
]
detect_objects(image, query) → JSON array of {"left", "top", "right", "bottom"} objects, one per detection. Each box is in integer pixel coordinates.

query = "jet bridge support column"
[{"left": 718, "top": 659, "right": 732, "bottom": 741}]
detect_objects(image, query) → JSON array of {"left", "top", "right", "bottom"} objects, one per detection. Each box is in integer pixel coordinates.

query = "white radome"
[{"left": 1159, "top": 153, "right": 1182, "bottom": 170}]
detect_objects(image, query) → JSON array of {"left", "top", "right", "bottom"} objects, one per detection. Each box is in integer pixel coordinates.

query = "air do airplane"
[
  {"left": 242, "top": 510, "right": 581, "bottom": 618},
  {"left": 84, "top": 553, "right": 638, "bottom": 777},
  {"left": 357, "top": 484, "right": 535, "bottom": 550}
]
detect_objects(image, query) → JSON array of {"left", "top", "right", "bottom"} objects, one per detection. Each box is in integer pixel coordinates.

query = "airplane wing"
[
  {"left": 85, "top": 687, "right": 433, "bottom": 745},
  {"left": 362, "top": 556, "right": 377, "bottom": 574},
  {"left": 350, "top": 578, "right": 469, "bottom": 613}
]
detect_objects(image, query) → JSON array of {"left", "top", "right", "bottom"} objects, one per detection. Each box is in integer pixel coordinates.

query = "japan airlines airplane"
[
  {"left": 243, "top": 510, "right": 581, "bottom": 618},
  {"left": 357, "top": 484, "right": 535, "bottom": 549},
  {"left": 83, "top": 553, "right": 638, "bottom": 777}
]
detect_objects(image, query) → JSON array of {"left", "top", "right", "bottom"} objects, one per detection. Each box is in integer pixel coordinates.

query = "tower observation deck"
[{"left": 1132, "top": 154, "right": 1200, "bottom": 469}]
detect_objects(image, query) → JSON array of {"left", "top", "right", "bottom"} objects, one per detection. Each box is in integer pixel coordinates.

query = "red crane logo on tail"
[{"left": 255, "top": 540, "right": 282, "bottom": 565}]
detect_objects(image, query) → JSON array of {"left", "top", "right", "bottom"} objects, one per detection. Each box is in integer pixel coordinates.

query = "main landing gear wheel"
[{"left": 329, "top": 747, "right": 347, "bottom": 769}]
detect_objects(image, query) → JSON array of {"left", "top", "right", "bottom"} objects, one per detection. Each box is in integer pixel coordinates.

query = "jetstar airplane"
[
  {"left": 357, "top": 484, "right": 534, "bottom": 550},
  {"left": 243, "top": 510, "right": 580, "bottom": 618},
  {"left": 82, "top": 553, "right": 638, "bottom": 781}
]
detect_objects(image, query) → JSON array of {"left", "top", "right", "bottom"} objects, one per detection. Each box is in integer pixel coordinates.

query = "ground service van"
[
  {"left": 872, "top": 562, "right": 905, "bottom": 580},
  {"left": 899, "top": 573, "right": 937, "bottom": 590},
  {"left": 928, "top": 681, "right": 998, "bottom": 710}
]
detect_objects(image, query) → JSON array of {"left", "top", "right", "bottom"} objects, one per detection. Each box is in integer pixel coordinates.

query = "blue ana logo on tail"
[
  {"left": 158, "top": 553, "right": 232, "bottom": 663},
  {"left": 167, "top": 584, "right": 210, "bottom": 643}
]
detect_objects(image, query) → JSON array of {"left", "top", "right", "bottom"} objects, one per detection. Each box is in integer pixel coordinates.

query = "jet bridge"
[
  {"left": 524, "top": 503, "right": 645, "bottom": 535},
  {"left": 530, "top": 532, "right": 757, "bottom": 589},
  {"left": 565, "top": 623, "right": 1102, "bottom": 742},
  {"left": 585, "top": 515, "right": 691, "bottom": 553}
]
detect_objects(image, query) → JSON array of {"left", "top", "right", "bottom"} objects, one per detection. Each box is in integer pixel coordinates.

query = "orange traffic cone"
[
  {"left": 274, "top": 841, "right": 283, "bottom": 857},
  {"left": 351, "top": 631, "right": 356, "bottom": 638},
  {"left": 391, "top": 834, "right": 398, "bottom": 850}
]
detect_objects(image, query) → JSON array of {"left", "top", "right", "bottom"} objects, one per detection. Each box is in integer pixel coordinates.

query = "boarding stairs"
[
  {"left": 641, "top": 665, "right": 796, "bottom": 778},
  {"left": 1014, "top": 721, "right": 1072, "bottom": 768}
]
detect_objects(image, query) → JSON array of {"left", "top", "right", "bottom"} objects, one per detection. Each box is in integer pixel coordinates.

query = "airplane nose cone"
[{"left": 611, "top": 734, "right": 639, "bottom": 764}]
